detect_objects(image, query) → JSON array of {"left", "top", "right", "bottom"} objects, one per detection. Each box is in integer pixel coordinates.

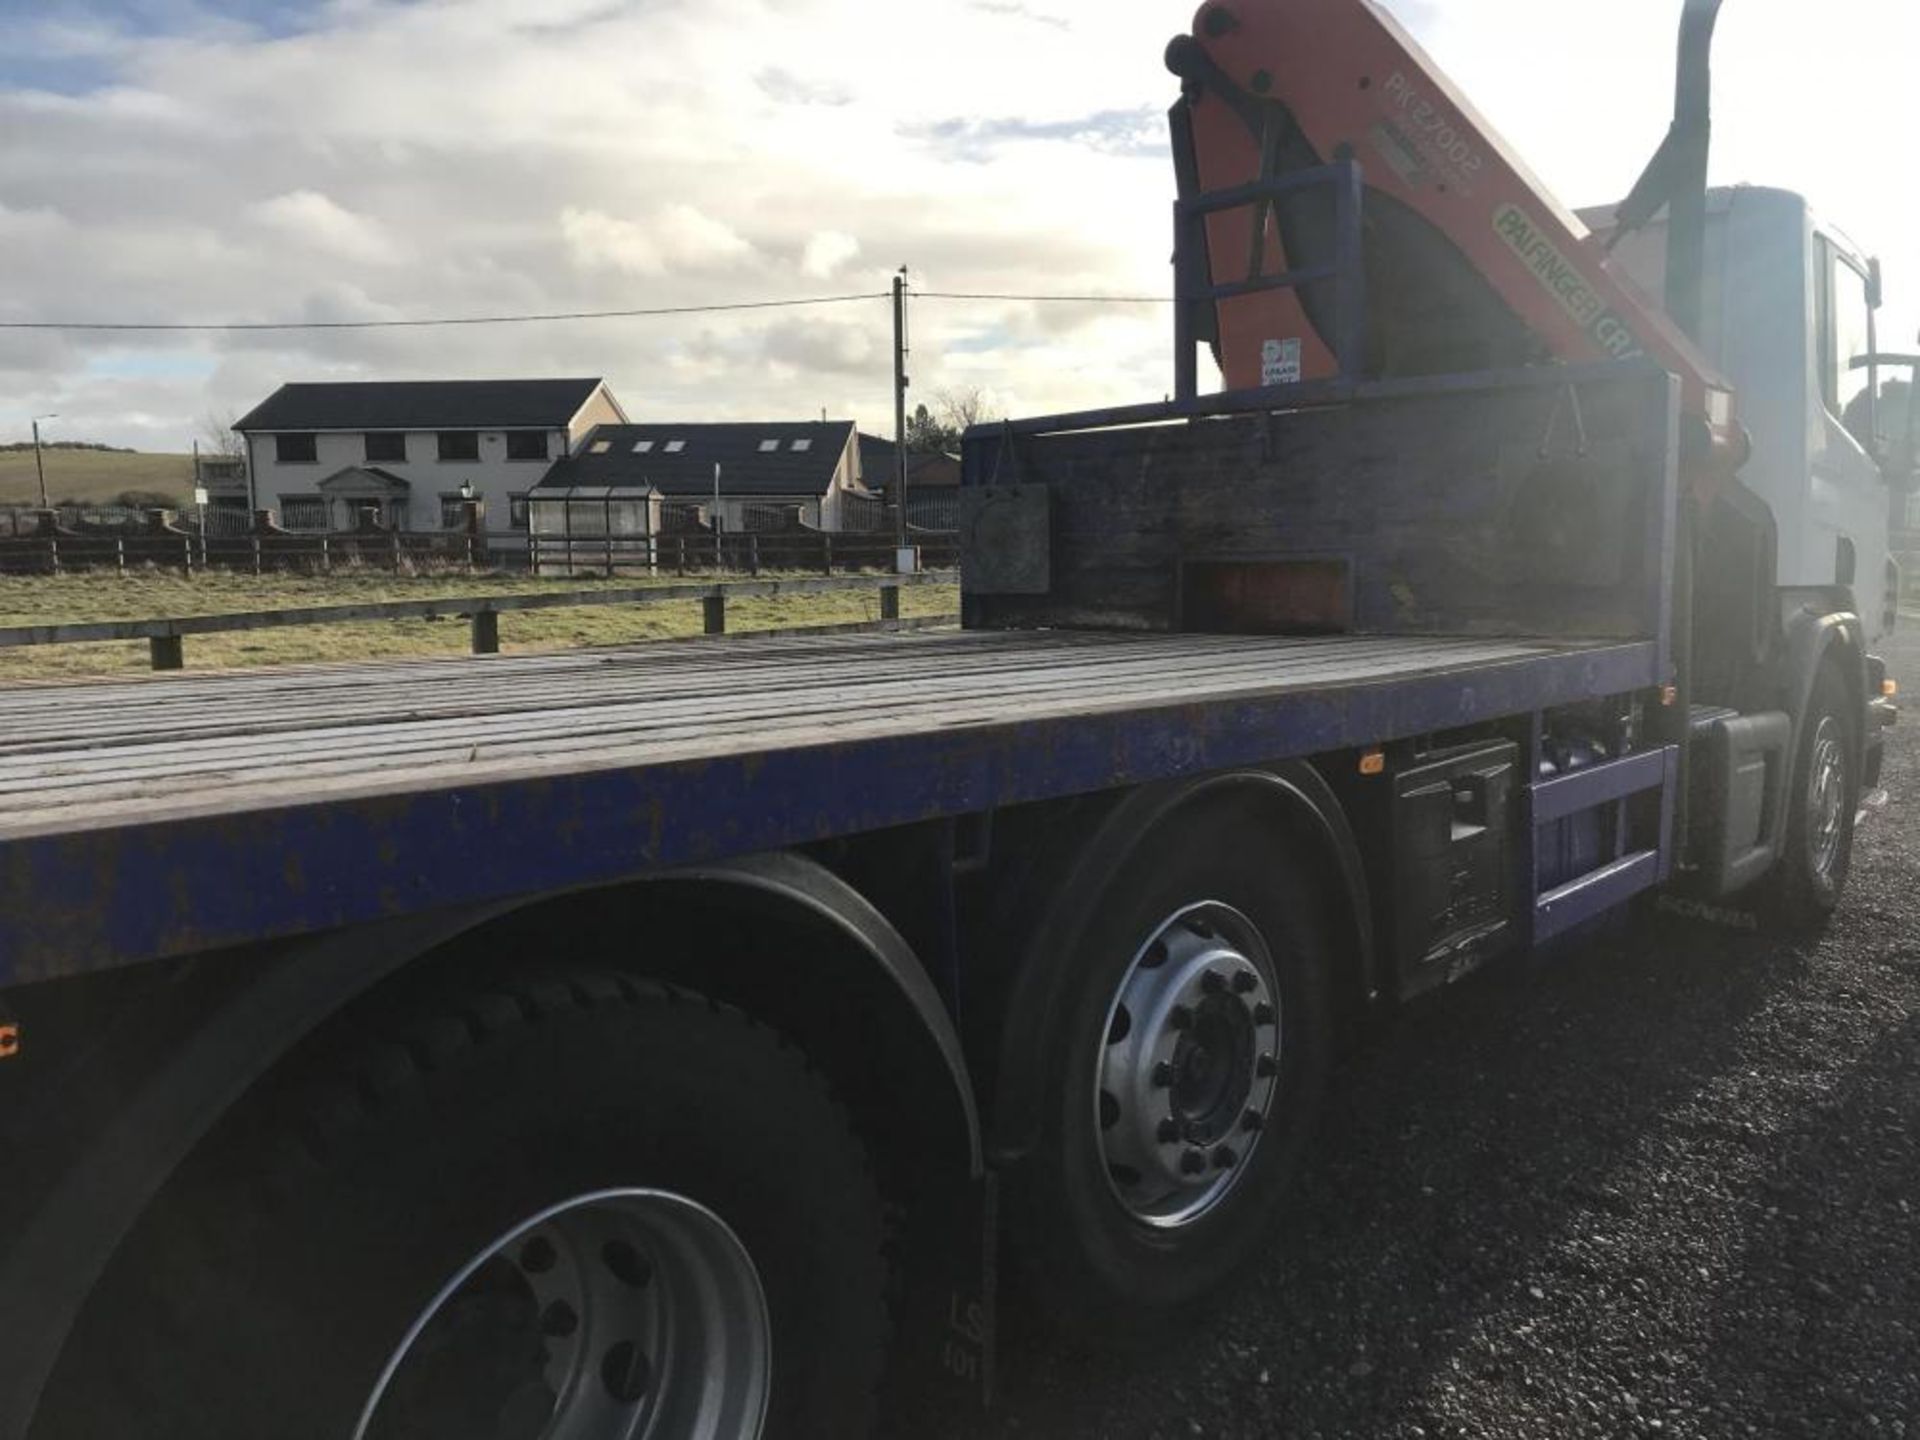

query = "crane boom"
[{"left": 1167, "top": 0, "right": 1742, "bottom": 480}]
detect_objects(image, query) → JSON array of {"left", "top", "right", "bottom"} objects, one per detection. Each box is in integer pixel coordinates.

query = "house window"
[
  {"left": 506, "top": 430, "right": 548, "bottom": 461},
  {"left": 275, "top": 433, "right": 317, "bottom": 464},
  {"left": 508, "top": 492, "right": 530, "bottom": 529},
  {"left": 440, "top": 492, "right": 474, "bottom": 529},
  {"left": 758, "top": 438, "right": 780, "bottom": 452},
  {"left": 280, "top": 495, "right": 326, "bottom": 530},
  {"left": 437, "top": 431, "right": 480, "bottom": 462},
  {"left": 364, "top": 432, "right": 406, "bottom": 463},
  {"left": 590, "top": 439, "right": 612, "bottom": 454},
  {"left": 632, "top": 439, "right": 655, "bottom": 453},
  {"left": 664, "top": 439, "right": 686, "bottom": 453},
  {"left": 791, "top": 438, "right": 813, "bottom": 452}
]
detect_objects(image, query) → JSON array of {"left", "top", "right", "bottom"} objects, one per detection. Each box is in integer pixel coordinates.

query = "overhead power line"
[
  {"left": 0, "top": 292, "right": 890, "bottom": 333},
  {"left": 917, "top": 290, "right": 1172, "bottom": 304},
  {"left": 0, "top": 287, "right": 1175, "bottom": 334}
]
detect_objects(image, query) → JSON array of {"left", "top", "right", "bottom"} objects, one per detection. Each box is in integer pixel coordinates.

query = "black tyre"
[
  {"left": 1772, "top": 665, "right": 1860, "bottom": 928},
  {"left": 35, "top": 971, "right": 888, "bottom": 1440},
  {"left": 1005, "top": 799, "right": 1334, "bottom": 1340}
]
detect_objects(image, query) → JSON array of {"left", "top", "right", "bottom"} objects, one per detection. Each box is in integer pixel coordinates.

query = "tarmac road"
[{"left": 916, "top": 624, "right": 1918, "bottom": 1440}]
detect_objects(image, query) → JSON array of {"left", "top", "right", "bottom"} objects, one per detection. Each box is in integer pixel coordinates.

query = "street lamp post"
[{"left": 30, "top": 414, "right": 58, "bottom": 511}]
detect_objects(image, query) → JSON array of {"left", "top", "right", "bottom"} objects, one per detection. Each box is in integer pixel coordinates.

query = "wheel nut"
[
  {"left": 1253, "top": 1002, "right": 1275, "bottom": 1026},
  {"left": 1180, "top": 1148, "right": 1207, "bottom": 1175},
  {"left": 1256, "top": 1052, "right": 1277, "bottom": 1078},
  {"left": 1212, "top": 1145, "right": 1238, "bottom": 1169},
  {"left": 1241, "top": 1108, "right": 1264, "bottom": 1133},
  {"left": 1169, "top": 1005, "right": 1194, "bottom": 1031},
  {"left": 518, "top": 1236, "right": 557, "bottom": 1274},
  {"left": 1200, "top": 969, "right": 1226, "bottom": 995},
  {"left": 1157, "top": 1118, "right": 1181, "bottom": 1144},
  {"left": 1232, "top": 971, "right": 1257, "bottom": 994},
  {"left": 1152, "top": 1061, "right": 1175, "bottom": 1087}
]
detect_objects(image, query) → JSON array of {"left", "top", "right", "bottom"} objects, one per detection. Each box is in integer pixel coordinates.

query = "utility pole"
[
  {"left": 30, "top": 414, "right": 57, "bottom": 510},
  {"left": 892, "top": 267, "right": 912, "bottom": 569},
  {"left": 712, "top": 461, "right": 723, "bottom": 572}
]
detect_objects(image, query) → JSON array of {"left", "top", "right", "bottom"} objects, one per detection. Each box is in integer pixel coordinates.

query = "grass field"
[
  {"left": 0, "top": 568, "right": 959, "bottom": 681},
  {"left": 0, "top": 450, "right": 195, "bottom": 507}
]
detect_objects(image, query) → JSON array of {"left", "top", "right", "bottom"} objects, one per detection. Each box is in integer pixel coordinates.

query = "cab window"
[{"left": 1819, "top": 237, "right": 1876, "bottom": 449}]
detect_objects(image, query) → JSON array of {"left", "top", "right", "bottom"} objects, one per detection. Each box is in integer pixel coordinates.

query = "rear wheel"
[
  {"left": 36, "top": 972, "right": 888, "bottom": 1440},
  {"left": 1006, "top": 800, "right": 1335, "bottom": 1340}
]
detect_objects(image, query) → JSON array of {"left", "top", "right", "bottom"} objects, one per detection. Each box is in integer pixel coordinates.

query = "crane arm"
[{"left": 1167, "top": 0, "right": 1741, "bottom": 474}]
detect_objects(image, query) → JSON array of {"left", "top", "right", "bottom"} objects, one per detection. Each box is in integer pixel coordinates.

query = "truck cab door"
[{"left": 1810, "top": 235, "right": 1892, "bottom": 639}]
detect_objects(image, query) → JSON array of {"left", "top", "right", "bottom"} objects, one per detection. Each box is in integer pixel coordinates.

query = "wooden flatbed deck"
[{"left": 0, "top": 627, "right": 1658, "bottom": 980}]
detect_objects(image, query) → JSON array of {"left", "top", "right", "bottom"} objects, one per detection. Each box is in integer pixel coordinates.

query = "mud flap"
[{"left": 881, "top": 1169, "right": 998, "bottom": 1424}]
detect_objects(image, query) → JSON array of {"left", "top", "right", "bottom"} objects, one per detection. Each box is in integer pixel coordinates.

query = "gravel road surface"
[{"left": 916, "top": 625, "right": 1918, "bottom": 1440}]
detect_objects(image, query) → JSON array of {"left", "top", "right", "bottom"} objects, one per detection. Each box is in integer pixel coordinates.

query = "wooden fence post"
[
  {"left": 149, "top": 635, "right": 184, "bottom": 671},
  {"left": 252, "top": 536, "right": 262, "bottom": 576},
  {"left": 749, "top": 535, "right": 760, "bottom": 577},
  {"left": 116, "top": 538, "right": 126, "bottom": 576},
  {"left": 471, "top": 609, "right": 500, "bottom": 655},
  {"left": 880, "top": 583, "right": 901, "bottom": 622},
  {"left": 703, "top": 593, "right": 726, "bottom": 635},
  {"left": 822, "top": 535, "right": 834, "bottom": 576}
]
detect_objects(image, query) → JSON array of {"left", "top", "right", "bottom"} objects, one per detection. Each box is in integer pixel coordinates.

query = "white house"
[
  {"left": 529, "top": 420, "right": 875, "bottom": 537},
  {"left": 233, "top": 378, "right": 627, "bottom": 542}
]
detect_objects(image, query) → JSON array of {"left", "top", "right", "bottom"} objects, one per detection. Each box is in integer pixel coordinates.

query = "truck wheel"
[
  {"left": 1773, "top": 665, "right": 1860, "bottom": 927},
  {"left": 36, "top": 972, "right": 888, "bottom": 1440},
  {"left": 1007, "top": 804, "right": 1334, "bottom": 1339}
]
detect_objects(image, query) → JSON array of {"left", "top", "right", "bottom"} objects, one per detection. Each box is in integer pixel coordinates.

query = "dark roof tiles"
[
  {"left": 235, "top": 379, "right": 608, "bottom": 432},
  {"left": 540, "top": 421, "right": 859, "bottom": 497}
]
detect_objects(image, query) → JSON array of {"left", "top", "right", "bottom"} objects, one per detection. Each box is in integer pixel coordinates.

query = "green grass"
[
  {"left": 0, "top": 450, "right": 195, "bottom": 507},
  {"left": 0, "top": 568, "right": 959, "bottom": 682}
]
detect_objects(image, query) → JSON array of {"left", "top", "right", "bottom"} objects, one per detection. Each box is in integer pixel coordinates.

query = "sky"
[{"left": 2, "top": 0, "right": 1915, "bottom": 452}]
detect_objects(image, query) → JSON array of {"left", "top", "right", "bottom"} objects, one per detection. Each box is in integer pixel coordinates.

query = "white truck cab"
[{"left": 1591, "top": 186, "right": 1902, "bottom": 640}]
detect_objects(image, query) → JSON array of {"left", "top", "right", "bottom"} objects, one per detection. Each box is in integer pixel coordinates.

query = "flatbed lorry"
[{"left": 1, "top": 2, "right": 1911, "bottom": 1437}]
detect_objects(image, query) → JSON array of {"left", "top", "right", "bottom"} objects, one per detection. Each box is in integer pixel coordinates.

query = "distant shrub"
[{"left": 110, "top": 489, "right": 182, "bottom": 509}]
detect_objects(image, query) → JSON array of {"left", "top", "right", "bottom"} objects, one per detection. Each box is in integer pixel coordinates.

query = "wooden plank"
[
  {"left": 0, "top": 635, "right": 1575, "bottom": 806},
  {"left": 0, "top": 631, "right": 1654, "bottom": 839}
]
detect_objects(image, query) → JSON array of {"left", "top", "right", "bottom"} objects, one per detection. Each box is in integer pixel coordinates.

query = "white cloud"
[
  {"left": 800, "top": 230, "right": 860, "bottom": 279},
  {"left": 561, "top": 204, "right": 759, "bottom": 278},
  {"left": 249, "top": 190, "right": 400, "bottom": 265},
  {"left": 0, "top": 0, "right": 1913, "bottom": 448}
]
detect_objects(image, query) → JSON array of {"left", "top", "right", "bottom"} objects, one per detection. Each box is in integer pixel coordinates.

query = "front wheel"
[
  {"left": 36, "top": 971, "right": 889, "bottom": 1440},
  {"left": 1005, "top": 799, "right": 1335, "bottom": 1341},
  {"left": 1771, "top": 665, "right": 1860, "bottom": 929}
]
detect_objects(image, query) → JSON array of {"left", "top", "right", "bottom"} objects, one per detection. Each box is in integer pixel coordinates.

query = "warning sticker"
[
  {"left": 1493, "top": 203, "right": 1644, "bottom": 360},
  {"left": 1261, "top": 337, "right": 1303, "bottom": 387}
]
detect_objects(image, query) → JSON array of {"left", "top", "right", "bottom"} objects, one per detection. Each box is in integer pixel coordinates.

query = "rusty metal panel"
[{"left": 959, "top": 485, "right": 1049, "bottom": 595}]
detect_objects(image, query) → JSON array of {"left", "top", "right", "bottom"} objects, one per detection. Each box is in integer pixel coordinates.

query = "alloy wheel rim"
[
  {"left": 354, "top": 1188, "right": 770, "bottom": 1440},
  {"left": 1094, "top": 900, "right": 1282, "bottom": 1228},
  {"left": 1808, "top": 715, "right": 1847, "bottom": 884}
]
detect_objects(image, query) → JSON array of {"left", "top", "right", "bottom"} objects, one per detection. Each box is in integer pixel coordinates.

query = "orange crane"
[{"left": 1166, "top": 0, "right": 1747, "bottom": 488}]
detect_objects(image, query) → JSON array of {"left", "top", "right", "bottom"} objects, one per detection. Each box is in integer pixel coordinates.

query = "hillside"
[{"left": 0, "top": 450, "right": 196, "bottom": 507}]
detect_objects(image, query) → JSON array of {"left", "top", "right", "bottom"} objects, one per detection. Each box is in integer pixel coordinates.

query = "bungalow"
[
  {"left": 233, "top": 378, "right": 627, "bottom": 540},
  {"left": 530, "top": 420, "right": 874, "bottom": 537}
]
